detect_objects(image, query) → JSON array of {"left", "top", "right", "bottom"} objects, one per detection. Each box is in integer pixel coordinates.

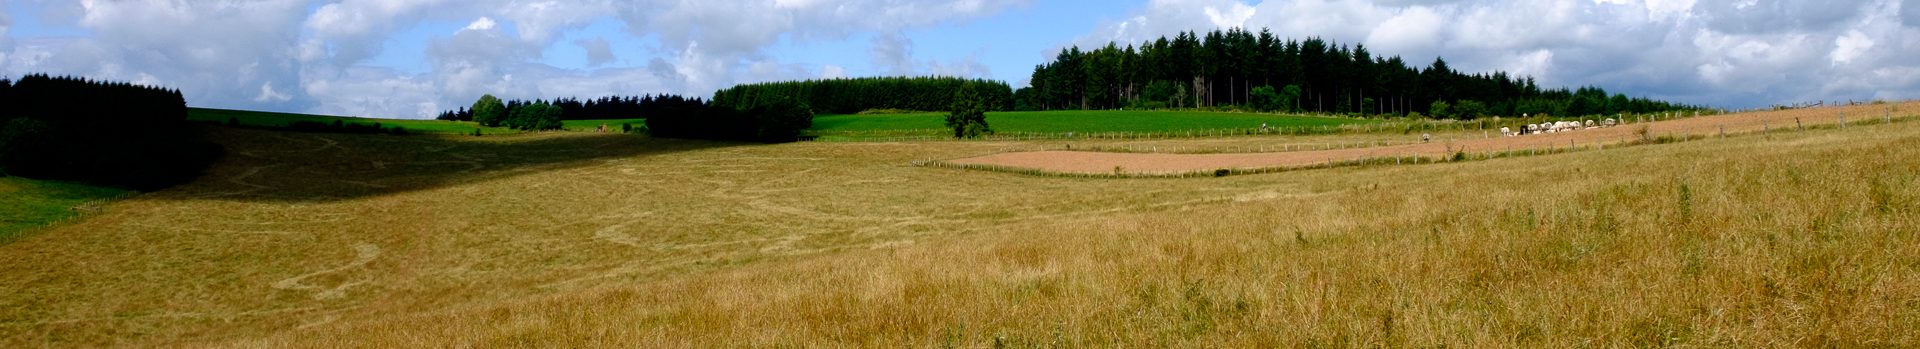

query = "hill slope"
[{"left": 1, "top": 105, "right": 1915, "bottom": 347}]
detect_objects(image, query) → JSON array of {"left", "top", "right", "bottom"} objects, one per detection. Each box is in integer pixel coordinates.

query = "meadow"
[
  {"left": 0, "top": 178, "right": 128, "bottom": 241},
  {"left": 0, "top": 105, "right": 1914, "bottom": 347}
]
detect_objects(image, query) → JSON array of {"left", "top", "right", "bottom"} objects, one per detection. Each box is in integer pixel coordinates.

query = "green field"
[
  {"left": 809, "top": 110, "right": 1375, "bottom": 139},
  {"left": 0, "top": 177, "right": 129, "bottom": 240},
  {"left": 189, "top": 108, "right": 645, "bottom": 135}
]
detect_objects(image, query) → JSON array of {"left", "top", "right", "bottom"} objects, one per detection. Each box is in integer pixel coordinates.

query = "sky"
[{"left": 1, "top": 0, "right": 1916, "bottom": 119}]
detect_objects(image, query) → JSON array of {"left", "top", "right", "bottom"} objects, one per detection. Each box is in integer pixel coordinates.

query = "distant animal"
[{"left": 1500, "top": 126, "right": 1513, "bottom": 136}]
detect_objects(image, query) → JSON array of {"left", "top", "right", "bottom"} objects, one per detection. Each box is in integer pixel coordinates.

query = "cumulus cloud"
[{"left": 1073, "top": 0, "right": 1920, "bottom": 108}]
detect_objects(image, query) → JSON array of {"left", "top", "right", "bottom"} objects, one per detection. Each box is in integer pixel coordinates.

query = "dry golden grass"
[{"left": 2, "top": 104, "right": 1917, "bottom": 347}]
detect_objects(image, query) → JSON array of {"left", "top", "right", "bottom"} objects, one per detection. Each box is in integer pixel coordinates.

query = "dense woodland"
[
  {"left": 1018, "top": 28, "right": 1702, "bottom": 118},
  {"left": 645, "top": 97, "right": 813, "bottom": 142},
  {"left": 0, "top": 74, "right": 221, "bottom": 190},
  {"left": 713, "top": 77, "right": 1013, "bottom": 114},
  {"left": 438, "top": 95, "right": 697, "bottom": 122}
]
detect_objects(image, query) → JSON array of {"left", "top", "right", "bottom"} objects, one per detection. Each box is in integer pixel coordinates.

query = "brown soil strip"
[{"left": 947, "top": 102, "right": 1916, "bottom": 175}]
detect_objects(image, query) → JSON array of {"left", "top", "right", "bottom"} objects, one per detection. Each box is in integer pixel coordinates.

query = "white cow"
[
  {"left": 1500, "top": 126, "right": 1513, "bottom": 137},
  {"left": 1584, "top": 120, "right": 1597, "bottom": 128},
  {"left": 1603, "top": 118, "right": 1618, "bottom": 127}
]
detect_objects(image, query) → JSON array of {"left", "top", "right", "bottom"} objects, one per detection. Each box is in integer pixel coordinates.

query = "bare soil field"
[{"left": 949, "top": 102, "right": 1918, "bottom": 174}]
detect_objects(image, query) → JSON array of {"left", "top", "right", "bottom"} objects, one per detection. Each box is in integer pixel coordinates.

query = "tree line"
[
  {"left": 713, "top": 77, "right": 1013, "bottom": 115},
  {"left": 442, "top": 93, "right": 811, "bottom": 142},
  {"left": 0, "top": 74, "right": 221, "bottom": 190},
  {"left": 1017, "top": 28, "right": 1703, "bottom": 118},
  {"left": 439, "top": 95, "right": 697, "bottom": 122}
]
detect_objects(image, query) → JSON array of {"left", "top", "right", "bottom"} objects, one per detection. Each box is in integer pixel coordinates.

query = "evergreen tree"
[{"left": 946, "top": 83, "right": 992, "bottom": 139}]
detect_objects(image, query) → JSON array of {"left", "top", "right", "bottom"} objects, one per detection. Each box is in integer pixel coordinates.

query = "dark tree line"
[
  {"left": 1018, "top": 28, "right": 1702, "bottom": 118},
  {"left": 0, "top": 74, "right": 221, "bottom": 190},
  {"left": 712, "top": 77, "right": 1013, "bottom": 115},
  {"left": 645, "top": 96, "right": 813, "bottom": 143},
  {"left": 439, "top": 95, "right": 688, "bottom": 122}
]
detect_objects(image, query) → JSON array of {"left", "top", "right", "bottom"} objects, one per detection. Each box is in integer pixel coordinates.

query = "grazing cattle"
[
  {"left": 1584, "top": 120, "right": 1597, "bottom": 128},
  {"left": 1603, "top": 118, "right": 1618, "bottom": 127}
]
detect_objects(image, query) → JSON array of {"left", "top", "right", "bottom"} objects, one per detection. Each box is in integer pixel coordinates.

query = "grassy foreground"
[{"left": 0, "top": 109, "right": 1915, "bottom": 347}]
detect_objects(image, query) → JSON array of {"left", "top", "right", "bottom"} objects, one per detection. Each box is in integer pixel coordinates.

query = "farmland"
[
  {"left": 809, "top": 110, "right": 1375, "bottom": 140},
  {"left": 1, "top": 104, "right": 1916, "bottom": 347}
]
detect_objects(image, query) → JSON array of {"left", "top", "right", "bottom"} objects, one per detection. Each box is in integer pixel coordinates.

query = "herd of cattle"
[{"left": 1500, "top": 118, "right": 1620, "bottom": 137}]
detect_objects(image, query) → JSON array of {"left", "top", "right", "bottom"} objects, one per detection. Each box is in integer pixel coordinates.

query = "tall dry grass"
[{"left": 219, "top": 113, "right": 1920, "bottom": 347}]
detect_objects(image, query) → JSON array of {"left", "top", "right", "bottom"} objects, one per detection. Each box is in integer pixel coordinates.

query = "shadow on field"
[{"left": 145, "top": 126, "right": 742, "bottom": 203}]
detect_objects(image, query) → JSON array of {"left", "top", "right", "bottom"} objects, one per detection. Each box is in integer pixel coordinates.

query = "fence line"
[{"left": 918, "top": 109, "right": 1918, "bottom": 178}]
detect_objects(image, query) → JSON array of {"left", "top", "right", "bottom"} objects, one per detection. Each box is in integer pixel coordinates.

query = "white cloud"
[
  {"left": 820, "top": 64, "right": 847, "bottom": 79},
  {"left": 463, "top": 17, "right": 497, "bottom": 32},
  {"left": 1830, "top": 30, "right": 1874, "bottom": 66}
]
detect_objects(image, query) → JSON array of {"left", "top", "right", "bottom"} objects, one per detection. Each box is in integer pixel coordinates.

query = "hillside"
[{"left": 0, "top": 104, "right": 1915, "bottom": 347}]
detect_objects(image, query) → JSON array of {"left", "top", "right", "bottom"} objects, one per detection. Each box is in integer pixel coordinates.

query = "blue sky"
[{"left": 2, "top": 0, "right": 1917, "bottom": 118}]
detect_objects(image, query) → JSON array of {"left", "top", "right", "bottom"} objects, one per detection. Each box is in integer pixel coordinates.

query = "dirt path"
[{"left": 947, "top": 102, "right": 1915, "bottom": 174}]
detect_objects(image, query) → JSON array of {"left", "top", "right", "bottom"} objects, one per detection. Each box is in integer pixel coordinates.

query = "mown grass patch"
[{"left": 0, "top": 177, "right": 130, "bottom": 240}]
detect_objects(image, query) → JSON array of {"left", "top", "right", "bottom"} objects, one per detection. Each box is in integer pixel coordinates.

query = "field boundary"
[
  {"left": 921, "top": 105, "right": 1918, "bottom": 178},
  {"left": 809, "top": 110, "right": 1730, "bottom": 142}
]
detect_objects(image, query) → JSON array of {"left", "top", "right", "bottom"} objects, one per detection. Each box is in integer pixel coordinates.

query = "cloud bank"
[{"left": 1, "top": 0, "right": 1026, "bottom": 118}]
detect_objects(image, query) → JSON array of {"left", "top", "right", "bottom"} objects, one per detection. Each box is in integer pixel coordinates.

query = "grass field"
[
  {"left": 0, "top": 177, "right": 128, "bottom": 241},
  {"left": 809, "top": 110, "right": 1375, "bottom": 140},
  {"left": 2, "top": 105, "right": 1916, "bottom": 346}
]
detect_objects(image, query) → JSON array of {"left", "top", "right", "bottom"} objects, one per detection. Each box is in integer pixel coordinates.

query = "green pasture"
[
  {"left": 810, "top": 110, "right": 1373, "bottom": 137},
  {"left": 0, "top": 177, "right": 130, "bottom": 240}
]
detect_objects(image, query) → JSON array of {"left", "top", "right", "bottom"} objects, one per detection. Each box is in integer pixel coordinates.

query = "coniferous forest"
[
  {"left": 713, "top": 77, "right": 1013, "bottom": 115},
  {"left": 1017, "top": 28, "right": 1703, "bottom": 118},
  {"left": 0, "top": 74, "right": 221, "bottom": 190}
]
